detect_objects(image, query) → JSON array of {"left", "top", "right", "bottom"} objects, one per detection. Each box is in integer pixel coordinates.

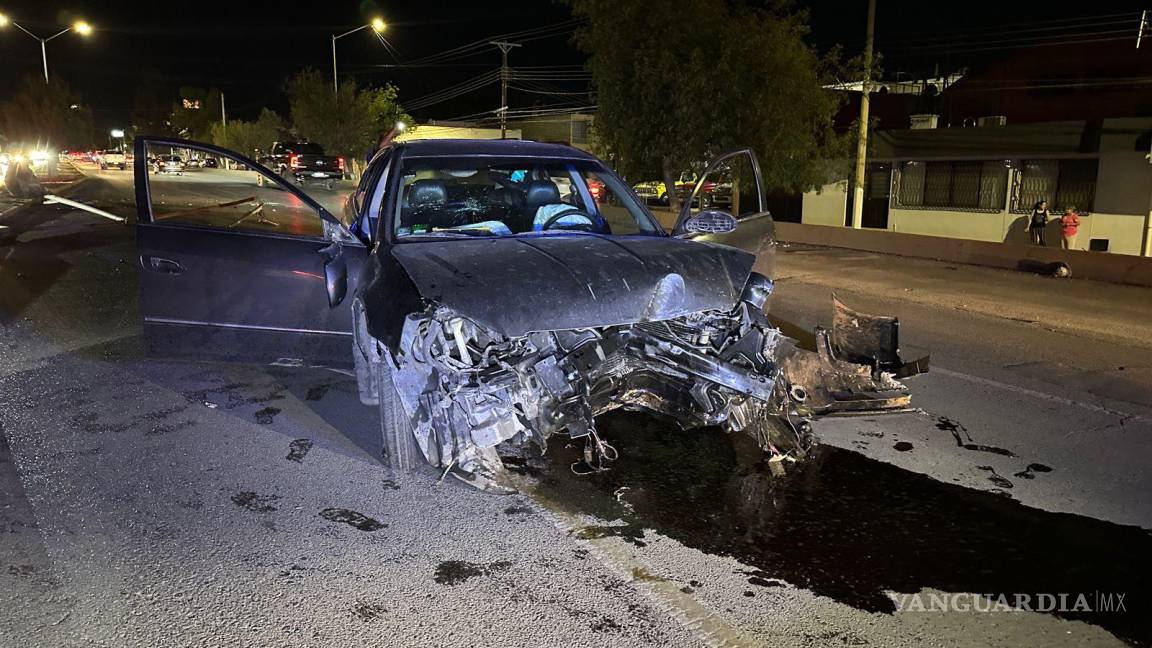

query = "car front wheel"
[
  {"left": 353, "top": 303, "right": 419, "bottom": 471},
  {"left": 376, "top": 356, "right": 419, "bottom": 472}
]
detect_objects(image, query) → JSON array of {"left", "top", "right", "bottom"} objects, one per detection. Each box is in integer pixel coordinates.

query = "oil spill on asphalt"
[
  {"left": 936, "top": 416, "right": 1017, "bottom": 457},
  {"left": 286, "top": 439, "right": 313, "bottom": 463},
  {"left": 893, "top": 441, "right": 913, "bottom": 452},
  {"left": 1015, "top": 463, "right": 1054, "bottom": 480},
  {"left": 531, "top": 412, "right": 1152, "bottom": 645},
  {"left": 145, "top": 420, "right": 195, "bottom": 436},
  {"left": 319, "top": 508, "right": 386, "bottom": 531},
  {"left": 183, "top": 382, "right": 286, "bottom": 411},
  {"left": 231, "top": 491, "right": 279, "bottom": 513},
  {"left": 254, "top": 407, "right": 281, "bottom": 424},
  {"left": 305, "top": 385, "right": 330, "bottom": 401},
  {"left": 433, "top": 559, "right": 512, "bottom": 585},
  {"left": 976, "top": 465, "right": 1014, "bottom": 489}
]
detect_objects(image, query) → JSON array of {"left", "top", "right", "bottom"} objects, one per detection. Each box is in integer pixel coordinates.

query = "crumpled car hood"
[{"left": 389, "top": 234, "right": 754, "bottom": 336}]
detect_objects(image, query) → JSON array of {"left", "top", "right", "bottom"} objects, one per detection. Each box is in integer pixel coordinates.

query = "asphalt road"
[{"left": 1, "top": 177, "right": 1150, "bottom": 647}]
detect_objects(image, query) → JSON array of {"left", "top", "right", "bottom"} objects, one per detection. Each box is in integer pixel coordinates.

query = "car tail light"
[
  {"left": 338, "top": 157, "right": 345, "bottom": 171},
  {"left": 289, "top": 154, "right": 300, "bottom": 169}
]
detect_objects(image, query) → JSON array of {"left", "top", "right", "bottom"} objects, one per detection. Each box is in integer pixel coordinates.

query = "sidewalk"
[{"left": 773, "top": 242, "right": 1152, "bottom": 353}]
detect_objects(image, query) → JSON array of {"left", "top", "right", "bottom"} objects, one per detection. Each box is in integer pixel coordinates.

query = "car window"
[
  {"left": 392, "top": 156, "right": 660, "bottom": 240},
  {"left": 349, "top": 152, "right": 391, "bottom": 243},
  {"left": 291, "top": 143, "right": 325, "bottom": 155},
  {"left": 143, "top": 142, "right": 344, "bottom": 237},
  {"left": 685, "top": 152, "right": 764, "bottom": 220}
]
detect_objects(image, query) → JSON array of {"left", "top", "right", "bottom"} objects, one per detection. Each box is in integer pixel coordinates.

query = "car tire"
[
  {"left": 659, "top": 192, "right": 668, "bottom": 205},
  {"left": 377, "top": 356, "right": 419, "bottom": 472}
]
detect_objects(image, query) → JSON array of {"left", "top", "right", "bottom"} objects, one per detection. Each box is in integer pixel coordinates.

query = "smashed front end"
[{"left": 384, "top": 273, "right": 925, "bottom": 488}]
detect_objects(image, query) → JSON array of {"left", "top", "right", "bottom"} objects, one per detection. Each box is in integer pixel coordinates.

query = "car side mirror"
[
  {"left": 682, "top": 210, "right": 738, "bottom": 235},
  {"left": 321, "top": 243, "right": 348, "bottom": 308}
]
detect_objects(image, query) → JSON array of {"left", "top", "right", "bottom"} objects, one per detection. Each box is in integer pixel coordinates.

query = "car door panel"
[{"left": 134, "top": 137, "right": 364, "bottom": 366}]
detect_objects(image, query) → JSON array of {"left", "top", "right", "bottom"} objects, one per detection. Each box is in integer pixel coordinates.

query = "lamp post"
[
  {"left": 331, "top": 17, "right": 387, "bottom": 97},
  {"left": 0, "top": 14, "right": 93, "bottom": 84}
]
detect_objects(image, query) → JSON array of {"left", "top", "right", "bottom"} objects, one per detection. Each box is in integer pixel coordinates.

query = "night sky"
[{"left": 0, "top": 0, "right": 1148, "bottom": 131}]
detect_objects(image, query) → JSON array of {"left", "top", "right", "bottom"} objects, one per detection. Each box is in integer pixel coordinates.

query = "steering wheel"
[{"left": 541, "top": 208, "right": 597, "bottom": 231}]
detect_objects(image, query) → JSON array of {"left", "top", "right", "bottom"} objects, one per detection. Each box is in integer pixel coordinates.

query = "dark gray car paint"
[{"left": 388, "top": 234, "right": 755, "bottom": 336}]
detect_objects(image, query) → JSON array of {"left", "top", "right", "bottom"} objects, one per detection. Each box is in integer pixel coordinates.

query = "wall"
[
  {"left": 395, "top": 125, "right": 520, "bottom": 141},
  {"left": 800, "top": 181, "right": 848, "bottom": 227},
  {"left": 888, "top": 208, "right": 1008, "bottom": 243}
]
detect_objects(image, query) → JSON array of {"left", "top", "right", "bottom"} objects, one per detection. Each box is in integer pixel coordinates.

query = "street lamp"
[
  {"left": 110, "top": 129, "right": 125, "bottom": 151},
  {"left": 0, "top": 14, "right": 93, "bottom": 84},
  {"left": 331, "top": 17, "right": 387, "bottom": 96}
]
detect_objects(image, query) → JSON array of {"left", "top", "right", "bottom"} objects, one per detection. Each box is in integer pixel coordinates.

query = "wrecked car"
[{"left": 133, "top": 137, "right": 924, "bottom": 491}]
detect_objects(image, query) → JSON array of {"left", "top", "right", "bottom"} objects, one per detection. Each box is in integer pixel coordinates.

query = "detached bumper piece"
[
  {"left": 386, "top": 290, "right": 926, "bottom": 489},
  {"left": 830, "top": 295, "right": 930, "bottom": 379}
]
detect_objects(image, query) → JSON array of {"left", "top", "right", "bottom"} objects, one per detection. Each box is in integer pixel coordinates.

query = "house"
[{"left": 800, "top": 117, "right": 1152, "bottom": 256}]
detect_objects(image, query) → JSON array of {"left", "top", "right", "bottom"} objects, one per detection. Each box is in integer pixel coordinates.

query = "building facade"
[{"left": 801, "top": 118, "right": 1152, "bottom": 256}]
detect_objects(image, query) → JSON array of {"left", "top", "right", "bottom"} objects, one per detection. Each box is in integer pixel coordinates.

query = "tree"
[
  {"left": 570, "top": 0, "right": 846, "bottom": 210},
  {"left": 132, "top": 70, "right": 177, "bottom": 138},
  {"left": 171, "top": 87, "right": 224, "bottom": 141},
  {"left": 285, "top": 68, "right": 410, "bottom": 176},
  {"left": 210, "top": 108, "right": 285, "bottom": 159},
  {"left": 0, "top": 75, "right": 95, "bottom": 149}
]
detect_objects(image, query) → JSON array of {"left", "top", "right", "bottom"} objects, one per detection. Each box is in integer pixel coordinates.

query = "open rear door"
[{"left": 133, "top": 137, "right": 366, "bottom": 366}]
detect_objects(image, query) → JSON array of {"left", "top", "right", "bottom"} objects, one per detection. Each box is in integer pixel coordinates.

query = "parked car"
[
  {"left": 632, "top": 172, "right": 722, "bottom": 206},
  {"left": 132, "top": 137, "right": 924, "bottom": 493},
  {"left": 98, "top": 149, "right": 128, "bottom": 170},
  {"left": 152, "top": 154, "right": 185, "bottom": 175},
  {"left": 257, "top": 141, "right": 344, "bottom": 190}
]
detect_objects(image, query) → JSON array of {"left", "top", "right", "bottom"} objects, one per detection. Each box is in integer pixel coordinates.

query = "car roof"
[{"left": 396, "top": 138, "right": 598, "bottom": 161}]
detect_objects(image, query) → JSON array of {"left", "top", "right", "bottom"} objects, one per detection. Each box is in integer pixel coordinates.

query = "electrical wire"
[
  {"left": 880, "top": 14, "right": 1143, "bottom": 47},
  {"left": 884, "top": 28, "right": 1138, "bottom": 53},
  {"left": 398, "top": 19, "right": 583, "bottom": 67},
  {"left": 403, "top": 69, "right": 501, "bottom": 111}
]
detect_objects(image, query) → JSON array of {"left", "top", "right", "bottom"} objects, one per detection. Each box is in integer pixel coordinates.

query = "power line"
[
  {"left": 885, "top": 28, "right": 1138, "bottom": 52},
  {"left": 882, "top": 18, "right": 1141, "bottom": 48},
  {"left": 888, "top": 34, "right": 1135, "bottom": 56},
  {"left": 402, "top": 69, "right": 500, "bottom": 111},
  {"left": 399, "top": 19, "right": 582, "bottom": 67}
]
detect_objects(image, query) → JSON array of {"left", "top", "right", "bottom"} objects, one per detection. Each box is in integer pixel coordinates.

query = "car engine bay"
[{"left": 379, "top": 273, "right": 922, "bottom": 489}]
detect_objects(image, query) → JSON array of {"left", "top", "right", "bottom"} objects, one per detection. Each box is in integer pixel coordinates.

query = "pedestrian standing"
[
  {"left": 1028, "top": 200, "right": 1050, "bottom": 246},
  {"left": 1060, "top": 206, "right": 1081, "bottom": 250}
]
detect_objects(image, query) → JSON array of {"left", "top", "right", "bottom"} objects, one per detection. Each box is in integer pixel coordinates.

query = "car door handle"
[{"left": 141, "top": 255, "right": 185, "bottom": 274}]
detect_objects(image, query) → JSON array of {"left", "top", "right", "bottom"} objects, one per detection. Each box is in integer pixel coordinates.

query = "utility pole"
[
  {"left": 1138, "top": 9, "right": 1148, "bottom": 49},
  {"left": 851, "top": 0, "right": 877, "bottom": 229},
  {"left": 490, "top": 40, "right": 520, "bottom": 138},
  {"left": 221, "top": 92, "right": 229, "bottom": 170}
]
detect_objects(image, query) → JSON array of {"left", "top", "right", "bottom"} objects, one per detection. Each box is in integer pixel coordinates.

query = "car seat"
[{"left": 401, "top": 179, "right": 447, "bottom": 228}]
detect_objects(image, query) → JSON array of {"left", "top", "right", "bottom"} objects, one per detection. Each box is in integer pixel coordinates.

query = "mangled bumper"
[{"left": 384, "top": 283, "right": 927, "bottom": 481}]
